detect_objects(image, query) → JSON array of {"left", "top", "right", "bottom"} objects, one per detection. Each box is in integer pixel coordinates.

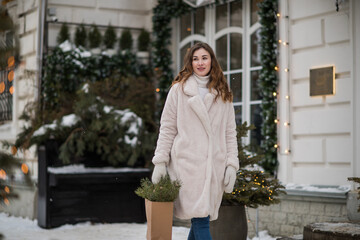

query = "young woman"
[{"left": 151, "top": 42, "right": 239, "bottom": 239}]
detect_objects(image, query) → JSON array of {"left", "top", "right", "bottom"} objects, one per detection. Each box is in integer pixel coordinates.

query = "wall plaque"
[{"left": 309, "top": 66, "right": 335, "bottom": 96}]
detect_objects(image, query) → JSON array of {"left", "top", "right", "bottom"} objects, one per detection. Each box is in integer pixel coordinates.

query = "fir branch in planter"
[
  {"left": 135, "top": 175, "right": 181, "bottom": 202},
  {"left": 223, "top": 122, "right": 286, "bottom": 208}
]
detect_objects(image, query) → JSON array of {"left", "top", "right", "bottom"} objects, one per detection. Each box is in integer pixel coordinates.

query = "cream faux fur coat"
[{"left": 152, "top": 75, "right": 239, "bottom": 221}]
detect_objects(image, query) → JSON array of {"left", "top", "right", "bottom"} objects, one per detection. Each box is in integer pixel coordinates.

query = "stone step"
[
  {"left": 277, "top": 235, "right": 303, "bottom": 240},
  {"left": 303, "top": 222, "right": 360, "bottom": 240}
]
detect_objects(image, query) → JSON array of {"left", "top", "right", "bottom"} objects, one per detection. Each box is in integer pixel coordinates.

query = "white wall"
[
  {"left": 278, "top": 0, "right": 355, "bottom": 186},
  {"left": 0, "top": 0, "right": 41, "bottom": 178},
  {"left": 47, "top": 0, "right": 156, "bottom": 49}
]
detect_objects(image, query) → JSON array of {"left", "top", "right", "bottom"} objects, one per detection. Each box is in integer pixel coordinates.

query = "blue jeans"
[{"left": 187, "top": 216, "right": 212, "bottom": 240}]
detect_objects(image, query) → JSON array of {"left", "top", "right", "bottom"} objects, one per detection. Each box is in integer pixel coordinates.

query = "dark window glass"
[
  {"left": 230, "top": 33, "right": 242, "bottom": 70},
  {"left": 230, "top": 73, "right": 242, "bottom": 103},
  {"left": 250, "top": 104, "right": 263, "bottom": 147},
  {"left": 251, "top": 70, "right": 262, "bottom": 101},
  {"left": 251, "top": 0, "right": 262, "bottom": 26},
  {"left": 216, "top": 35, "right": 228, "bottom": 71},
  {"left": 230, "top": 0, "right": 242, "bottom": 27},
  {"left": 194, "top": 7, "right": 205, "bottom": 35},
  {"left": 251, "top": 29, "right": 261, "bottom": 67},
  {"left": 180, "top": 12, "right": 191, "bottom": 40},
  {"left": 216, "top": 4, "right": 227, "bottom": 32}
]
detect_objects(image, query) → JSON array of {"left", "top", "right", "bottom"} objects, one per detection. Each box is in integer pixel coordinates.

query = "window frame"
[{"left": 177, "top": 0, "right": 263, "bottom": 146}]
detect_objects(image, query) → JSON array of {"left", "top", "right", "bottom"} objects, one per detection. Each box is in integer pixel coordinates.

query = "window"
[
  {"left": 179, "top": 7, "right": 206, "bottom": 69},
  {"left": 178, "top": 0, "right": 263, "bottom": 148},
  {"left": 0, "top": 29, "right": 15, "bottom": 123},
  {"left": 0, "top": 66, "right": 14, "bottom": 123}
]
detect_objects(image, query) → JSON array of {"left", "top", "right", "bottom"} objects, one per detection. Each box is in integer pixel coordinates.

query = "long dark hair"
[{"left": 172, "top": 42, "right": 233, "bottom": 102}]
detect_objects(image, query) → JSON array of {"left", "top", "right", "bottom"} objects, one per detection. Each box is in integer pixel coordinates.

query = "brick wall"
[{"left": 246, "top": 192, "right": 348, "bottom": 238}]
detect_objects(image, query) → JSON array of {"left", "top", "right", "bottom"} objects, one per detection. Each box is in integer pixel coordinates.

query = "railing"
[{"left": 0, "top": 66, "right": 14, "bottom": 123}]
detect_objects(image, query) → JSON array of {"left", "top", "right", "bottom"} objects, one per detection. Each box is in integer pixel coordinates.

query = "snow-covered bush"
[{"left": 4, "top": 43, "right": 156, "bottom": 168}]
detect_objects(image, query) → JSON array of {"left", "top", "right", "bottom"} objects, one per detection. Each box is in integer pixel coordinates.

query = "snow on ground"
[{"left": 0, "top": 213, "right": 276, "bottom": 240}]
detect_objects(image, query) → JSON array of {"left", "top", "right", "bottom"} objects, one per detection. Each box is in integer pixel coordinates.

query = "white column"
[
  {"left": 277, "top": 0, "right": 291, "bottom": 184},
  {"left": 353, "top": 0, "right": 360, "bottom": 181}
]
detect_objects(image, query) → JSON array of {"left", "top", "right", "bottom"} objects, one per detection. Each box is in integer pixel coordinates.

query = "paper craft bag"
[{"left": 145, "top": 199, "right": 174, "bottom": 240}]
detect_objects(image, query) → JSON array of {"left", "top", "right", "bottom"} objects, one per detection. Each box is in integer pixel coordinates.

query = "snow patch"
[
  {"left": 82, "top": 83, "right": 89, "bottom": 93},
  {"left": 48, "top": 164, "right": 149, "bottom": 174},
  {"left": 59, "top": 40, "right": 73, "bottom": 52},
  {"left": 247, "top": 230, "right": 277, "bottom": 240},
  {"left": 61, "top": 114, "right": 79, "bottom": 127},
  {"left": 0, "top": 212, "right": 189, "bottom": 240},
  {"left": 32, "top": 123, "right": 56, "bottom": 137}
]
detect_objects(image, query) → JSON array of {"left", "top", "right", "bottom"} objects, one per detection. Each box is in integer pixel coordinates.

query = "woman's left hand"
[{"left": 224, "top": 166, "right": 237, "bottom": 193}]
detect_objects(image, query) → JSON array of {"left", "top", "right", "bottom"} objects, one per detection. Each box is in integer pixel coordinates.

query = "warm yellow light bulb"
[
  {"left": 274, "top": 119, "right": 278, "bottom": 123},
  {"left": 21, "top": 164, "right": 29, "bottom": 174},
  {"left": 284, "top": 68, "right": 289, "bottom": 72},
  {"left": 274, "top": 66, "right": 279, "bottom": 71},
  {"left": 274, "top": 144, "right": 278, "bottom": 148},
  {"left": 285, "top": 95, "right": 290, "bottom": 99},
  {"left": 277, "top": 13, "right": 280, "bottom": 17},
  {"left": 273, "top": 92, "right": 277, "bottom": 96},
  {"left": 278, "top": 39, "right": 282, "bottom": 43},
  {"left": 155, "top": 88, "right": 160, "bottom": 92}
]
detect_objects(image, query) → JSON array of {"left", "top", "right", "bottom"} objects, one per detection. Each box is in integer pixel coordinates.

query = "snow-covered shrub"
[{"left": 4, "top": 43, "right": 155, "bottom": 168}]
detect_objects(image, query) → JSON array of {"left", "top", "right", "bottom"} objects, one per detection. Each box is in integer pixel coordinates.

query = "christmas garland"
[
  {"left": 258, "top": 0, "right": 279, "bottom": 174},
  {"left": 152, "top": 0, "right": 191, "bottom": 102}
]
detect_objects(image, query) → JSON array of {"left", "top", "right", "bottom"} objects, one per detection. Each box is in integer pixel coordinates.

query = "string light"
[
  {"left": 0, "top": 169, "right": 6, "bottom": 180},
  {"left": 273, "top": 92, "right": 277, "bottom": 97},
  {"left": 8, "top": 56, "right": 15, "bottom": 67},
  {"left": 284, "top": 68, "right": 289, "bottom": 72},
  {"left": 282, "top": 41, "right": 289, "bottom": 46},
  {"left": 276, "top": 13, "right": 280, "bottom": 17},
  {"left": 155, "top": 88, "right": 160, "bottom": 93},
  {"left": 11, "top": 146, "right": 17, "bottom": 155},
  {"left": 274, "top": 66, "right": 279, "bottom": 71},
  {"left": 274, "top": 144, "right": 278, "bottom": 149},
  {"left": 274, "top": 119, "right": 279, "bottom": 124},
  {"left": 283, "top": 122, "right": 290, "bottom": 126},
  {"left": 285, "top": 95, "right": 290, "bottom": 99},
  {"left": 278, "top": 39, "right": 282, "bottom": 43},
  {"left": 21, "top": 163, "right": 29, "bottom": 174},
  {"left": 9, "top": 86, "right": 14, "bottom": 95},
  {"left": 4, "top": 198, "right": 9, "bottom": 206},
  {"left": 0, "top": 82, "right": 4, "bottom": 94},
  {"left": 4, "top": 186, "right": 10, "bottom": 194},
  {"left": 8, "top": 70, "right": 14, "bottom": 82},
  {"left": 284, "top": 149, "right": 291, "bottom": 154}
]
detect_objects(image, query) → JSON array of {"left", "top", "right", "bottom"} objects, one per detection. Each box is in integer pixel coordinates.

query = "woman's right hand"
[{"left": 151, "top": 163, "right": 167, "bottom": 184}]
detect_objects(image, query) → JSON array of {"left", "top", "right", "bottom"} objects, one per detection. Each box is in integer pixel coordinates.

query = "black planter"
[
  {"left": 37, "top": 143, "right": 151, "bottom": 229},
  {"left": 210, "top": 204, "right": 248, "bottom": 240}
]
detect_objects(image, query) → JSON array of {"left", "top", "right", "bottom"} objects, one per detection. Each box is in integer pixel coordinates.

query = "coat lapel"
[{"left": 184, "top": 76, "right": 212, "bottom": 135}]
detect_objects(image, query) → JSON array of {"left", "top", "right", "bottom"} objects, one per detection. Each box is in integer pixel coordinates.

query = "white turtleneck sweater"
[{"left": 193, "top": 73, "right": 210, "bottom": 100}]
